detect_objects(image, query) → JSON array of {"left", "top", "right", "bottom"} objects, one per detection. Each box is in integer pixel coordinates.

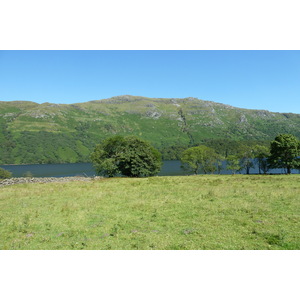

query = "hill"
[{"left": 1, "top": 95, "right": 300, "bottom": 164}]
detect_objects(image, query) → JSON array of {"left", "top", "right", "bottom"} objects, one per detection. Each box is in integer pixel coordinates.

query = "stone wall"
[{"left": 0, "top": 176, "right": 103, "bottom": 187}]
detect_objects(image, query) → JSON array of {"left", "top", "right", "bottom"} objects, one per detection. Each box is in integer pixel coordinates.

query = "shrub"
[{"left": 0, "top": 167, "right": 12, "bottom": 179}]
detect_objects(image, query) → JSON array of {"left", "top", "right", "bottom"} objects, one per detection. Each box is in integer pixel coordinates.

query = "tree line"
[
  {"left": 89, "top": 133, "right": 300, "bottom": 177},
  {"left": 182, "top": 133, "right": 300, "bottom": 175},
  {"left": 1, "top": 133, "right": 299, "bottom": 179}
]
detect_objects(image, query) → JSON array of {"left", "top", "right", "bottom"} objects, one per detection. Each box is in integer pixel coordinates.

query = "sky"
[{"left": 0, "top": 50, "right": 300, "bottom": 113}]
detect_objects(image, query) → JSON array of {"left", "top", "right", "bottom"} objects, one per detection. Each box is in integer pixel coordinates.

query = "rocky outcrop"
[{"left": 145, "top": 110, "right": 161, "bottom": 119}]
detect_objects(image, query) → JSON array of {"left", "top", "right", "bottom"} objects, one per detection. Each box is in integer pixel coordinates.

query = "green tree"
[
  {"left": 0, "top": 167, "right": 12, "bottom": 179},
  {"left": 215, "top": 154, "right": 225, "bottom": 174},
  {"left": 226, "top": 155, "right": 241, "bottom": 175},
  {"left": 253, "top": 145, "right": 270, "bottom": 174},
  {"left": 268, "top": 134, "right": 300, "bottom": 174},
  {"left": 91, "top": 136, "right": 162, "bottom": 177},
  {"left": 180, "top": 145, "right": 219, "bottom": 174},
  {"left": 237, "top": 145, "right": 254, "bottom": 174}
]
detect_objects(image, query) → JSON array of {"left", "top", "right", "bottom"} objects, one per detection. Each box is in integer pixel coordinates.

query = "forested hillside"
[{"left": 1, "top": 95, "right": 300, "bottom": 164}]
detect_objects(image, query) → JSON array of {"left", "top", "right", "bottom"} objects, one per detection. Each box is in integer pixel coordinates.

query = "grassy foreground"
[{"left": 0, "top": 175, "right": 299, "bottom": 250}]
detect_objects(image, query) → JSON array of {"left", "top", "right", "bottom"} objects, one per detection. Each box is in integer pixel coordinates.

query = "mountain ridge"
[
  {"left": 2, "top": 95, "right": 297, "bottom": 115},
  {"left": 1, "top": 95, "right": 300, "bottom": 164}
]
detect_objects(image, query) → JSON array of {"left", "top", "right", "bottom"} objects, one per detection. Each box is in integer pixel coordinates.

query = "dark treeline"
[
  {"left": 0, "top": 130, "right": 96, "bottom": 164},
  {"left": 1, "top": 133, "right": 269, "bottom": 164},
  {"left": 158, "top": 138, "right": 270, "bottom": 160}
]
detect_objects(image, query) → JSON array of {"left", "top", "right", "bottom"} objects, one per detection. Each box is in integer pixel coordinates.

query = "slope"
[{"left": 1, "top": 95, "right": 300, "bottom": 164}]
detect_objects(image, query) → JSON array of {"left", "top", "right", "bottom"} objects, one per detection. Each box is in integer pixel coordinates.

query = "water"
[{"left": 0, "top": 160, "right": 298, "bottom": 178}]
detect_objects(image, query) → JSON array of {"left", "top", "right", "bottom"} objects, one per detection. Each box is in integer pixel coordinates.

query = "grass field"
[{"left": 0, "top": 175, "right": 299, "bottom": 250}]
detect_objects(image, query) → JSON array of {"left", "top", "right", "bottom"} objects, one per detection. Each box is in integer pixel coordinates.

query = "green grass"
[{"left": 0, "top": 175, "right": 299, "bottom": 250}]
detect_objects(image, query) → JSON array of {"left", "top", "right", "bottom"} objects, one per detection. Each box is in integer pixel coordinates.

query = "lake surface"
[{"left": 1, "top": 160, "right": 298, "bottom": 177}]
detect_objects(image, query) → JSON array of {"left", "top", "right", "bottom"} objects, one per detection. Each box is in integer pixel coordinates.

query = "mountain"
[{"left": 1, "top": 95, "right": 300, "bottom": 164}]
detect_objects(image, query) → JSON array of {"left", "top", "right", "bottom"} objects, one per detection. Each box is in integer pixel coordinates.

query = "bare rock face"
[
  {"left": 256, "top": 110, "right": 276, "bottom": 118},
  {"left": 145, "top": 103, "right": 156, "bottom": 108},
  {"left": 0, "top": 176, "right": 103, "bottom": 187},
  {"left": 145, "top": 110, "right": 162, "bottom": 119},
  {"left": 239, "top": 114, "right": 248, "bottom": 123},
  {"left": 170, "top": 99, "right": 181, "bottom": 107}
]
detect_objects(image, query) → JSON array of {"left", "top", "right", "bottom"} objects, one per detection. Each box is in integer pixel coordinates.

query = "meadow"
[{"left": 0, "top": 175, "right": 299, "bottom": 250}]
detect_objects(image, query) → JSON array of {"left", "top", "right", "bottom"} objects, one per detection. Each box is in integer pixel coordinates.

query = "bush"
[{"left": 0, "top": 167, "right": 12, "bottom": 179}]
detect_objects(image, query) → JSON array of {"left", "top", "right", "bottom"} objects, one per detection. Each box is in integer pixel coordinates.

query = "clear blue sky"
[{"left": 1, "top": 50, "right": 299, "bottom": 113}]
